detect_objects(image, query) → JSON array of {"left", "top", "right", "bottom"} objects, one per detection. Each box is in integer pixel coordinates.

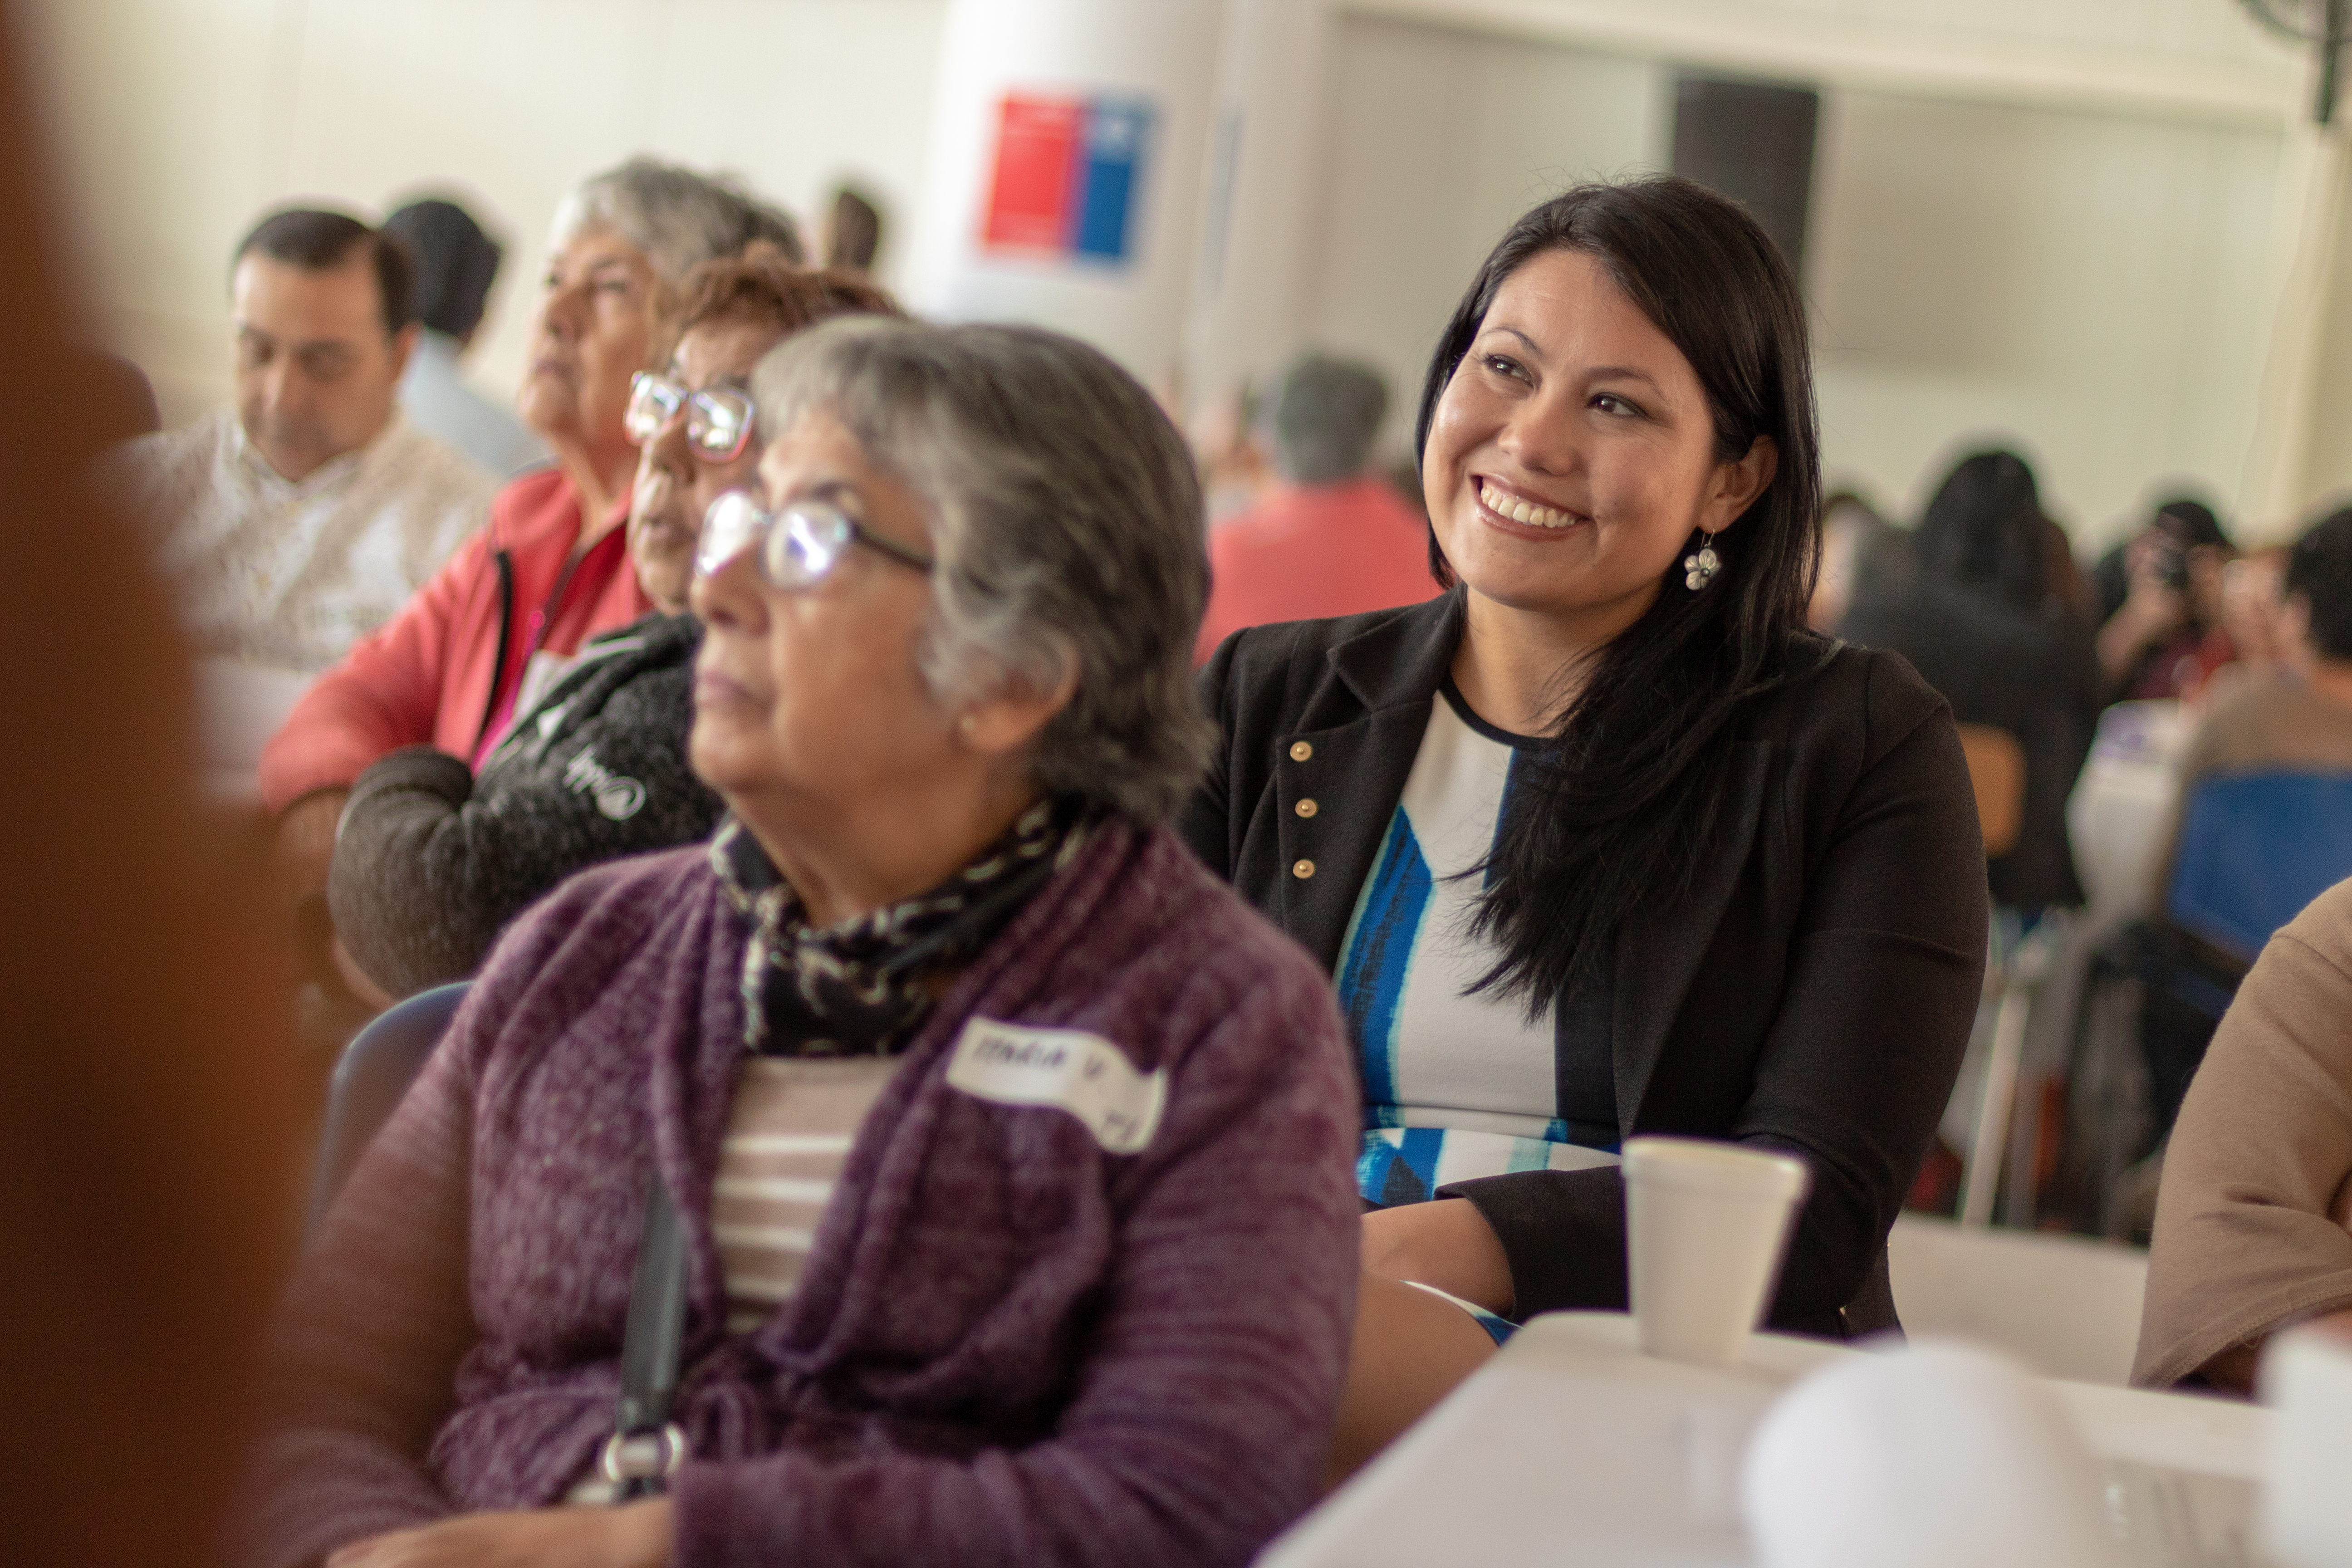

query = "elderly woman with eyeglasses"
[
  {"left": 260, "top": 157, "right": 803, "bottom": 924},
  {"left": 243, "top": 319, "right": 1362, "bottom": 1568},
  {"left": 326, "top": 249, "right": 896, "bottom": 1000}
]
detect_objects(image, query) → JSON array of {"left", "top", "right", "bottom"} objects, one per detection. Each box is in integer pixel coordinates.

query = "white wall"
[
  {"left": 1301, "top": 12, "right": 2295, "bottom": 553},
  {"left": 902, "top": 0, "right": 1226, "bottom": 382},
  {"left": 1301, "top": 15, "right": 1662, "bottom": 436},
  {"left": 1808, "top": 89, "right": 2281, "bottom": 546},
  {"left": 15, "top": 0, "right": 2332, "bottom": 551},
  {"left": 18, "top": 0, "right": 948, "bottom": 426}
]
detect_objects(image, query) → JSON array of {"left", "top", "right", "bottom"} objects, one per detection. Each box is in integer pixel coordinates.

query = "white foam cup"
[
  {"left": 2261, "top": 1320, "right": 2352, "bottom": 1567},
  {"left": 1622, "top": 1136, "right": 1811, "bottom": 1367}
]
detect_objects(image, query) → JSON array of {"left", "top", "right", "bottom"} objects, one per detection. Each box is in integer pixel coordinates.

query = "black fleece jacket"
[{"left": 328, "top": 612, "right": 722, "bottom": 997}]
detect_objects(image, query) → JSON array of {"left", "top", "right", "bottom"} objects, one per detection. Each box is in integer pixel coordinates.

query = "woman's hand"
[
  {"left": 325, "top": 1500, "right": 671, "bottom": 1568},
  {"left": 1361, "top": 1197, "right": 1515, "bottom": 1315}
]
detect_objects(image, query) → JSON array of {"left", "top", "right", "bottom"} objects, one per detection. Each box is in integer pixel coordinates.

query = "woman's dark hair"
[
  {"left": 2288, "top": 504, "right": 2352, "bottom": 662},
  {"left": 2154, "top": 496, "right": 2228, "bottom": 551},
  {"left": 1916, "top": 448, "right": 2048, "bottom": 612},
  {"left": 1412, "top": 175, "right": 1821, "bottom": 1006}
]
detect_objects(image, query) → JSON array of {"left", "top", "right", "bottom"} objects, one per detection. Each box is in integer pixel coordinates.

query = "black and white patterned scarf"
[{"left": 710, "top": 797, "right": 1092, "bottom": 1056}]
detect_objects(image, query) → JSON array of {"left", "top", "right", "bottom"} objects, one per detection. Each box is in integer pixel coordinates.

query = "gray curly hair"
[
  {"left": 749, "top": 318, "right": 1213, "bottom": 825},
  {"left": 551, "top": 155, "right": 803, "bottom": 282}
]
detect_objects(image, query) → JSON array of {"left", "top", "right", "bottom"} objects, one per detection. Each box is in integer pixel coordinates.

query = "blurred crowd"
[{"left": 30, "top": 86, "right": 2352, "bottom": 1563}]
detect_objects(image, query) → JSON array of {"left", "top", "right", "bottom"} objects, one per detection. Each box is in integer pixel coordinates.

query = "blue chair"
[
  {"left": 2058, "top": 770, "right": 2352, "bottom": 1235},
  {"left": 304, "top": 980, "right": 470, "bottom": 1239},
  {"left": 2136, "top": 770, "right": 2352, "bottom": 1147},
  {"left": 2167, "top": 771, "right": 2352, "bottom": 963}
]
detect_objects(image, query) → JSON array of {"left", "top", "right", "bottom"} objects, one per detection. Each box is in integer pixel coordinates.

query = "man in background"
[
  {"left": 383, "top": 195, "right": 547, "bottom": 477},
  {"left": 105, "top": 206, "right": 496, "bottom": 673},
  {"left": 1194, "top": 352, "right": 1436, "bottom": 661}
]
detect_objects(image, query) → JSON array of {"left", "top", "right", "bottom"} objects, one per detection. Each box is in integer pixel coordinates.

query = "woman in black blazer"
[{"left": 1184, "top": 177, "right": 1987, "bottom": 1474}]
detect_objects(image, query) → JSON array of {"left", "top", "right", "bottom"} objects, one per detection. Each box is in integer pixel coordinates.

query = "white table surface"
[{"left": 1258, "top": 1312, "right": 2272, "bottom": 1568}]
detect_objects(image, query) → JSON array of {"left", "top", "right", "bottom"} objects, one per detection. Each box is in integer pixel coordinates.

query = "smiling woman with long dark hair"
[{"left": 1186, "top": 175, "right": 1989, "bottom": 1473}]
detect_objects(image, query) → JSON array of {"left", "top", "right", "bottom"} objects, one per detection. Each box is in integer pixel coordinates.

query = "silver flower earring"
[{"left": 1683, "top": 531, "right": 1722, "bottom": 592}]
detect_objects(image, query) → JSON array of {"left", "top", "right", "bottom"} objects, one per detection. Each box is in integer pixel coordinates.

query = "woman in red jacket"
[{"left": 261, "top": 157, "right": 802, "bottom": 911}]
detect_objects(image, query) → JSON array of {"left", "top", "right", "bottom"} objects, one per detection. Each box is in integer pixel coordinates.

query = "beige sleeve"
[{"left": 2134, "top": 880, "right": 2352, "bottom": 1387}]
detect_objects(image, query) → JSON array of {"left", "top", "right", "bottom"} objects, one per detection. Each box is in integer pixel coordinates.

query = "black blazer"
[{"left": 1183, "top": 592, "right": 1988, "bottom": 1337}]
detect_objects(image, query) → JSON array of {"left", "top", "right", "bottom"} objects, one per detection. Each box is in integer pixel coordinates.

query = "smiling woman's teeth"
[{"left": 1485, "top": 483, "right": 1574, "bottom": 529}]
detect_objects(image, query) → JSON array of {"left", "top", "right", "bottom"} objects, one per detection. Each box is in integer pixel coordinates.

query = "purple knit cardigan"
[{"left": 244, "top": 821, "right": 1361, "bottom": 1568}]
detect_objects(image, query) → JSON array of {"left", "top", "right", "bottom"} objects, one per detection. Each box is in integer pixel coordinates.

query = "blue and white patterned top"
[{"left": 1335, "top": 683, "right": 1619, "bottom": 1207}]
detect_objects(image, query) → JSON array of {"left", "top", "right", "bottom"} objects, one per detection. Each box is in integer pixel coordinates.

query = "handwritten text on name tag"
[{"left": 946, "top": 1019, "right": 1167, "bottom": 1155}]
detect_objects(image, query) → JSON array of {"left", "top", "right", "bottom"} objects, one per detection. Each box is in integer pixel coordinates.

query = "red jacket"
[
  {"left": 260, "top": 469, "right": 652, "bottom": 811},
  {"left": 1194, "top": 478, "right": 1439, "bottom": 663}
]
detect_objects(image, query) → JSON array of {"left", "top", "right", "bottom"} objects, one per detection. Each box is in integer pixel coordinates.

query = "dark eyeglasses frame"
[
  {"left": 626, "top": 372, "right": 757, "bottom": 463},
  {"left": 697, "top": 490, "right": 936, "bottom": 589}
]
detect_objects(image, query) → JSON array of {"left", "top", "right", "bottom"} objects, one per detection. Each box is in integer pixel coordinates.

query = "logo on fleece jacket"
[
  {"left": 946, "top": 1019, "right": 1167, "bottom": 1154},
  {"left": 562, "top": 747, "right": 647, "bottom": 821}
]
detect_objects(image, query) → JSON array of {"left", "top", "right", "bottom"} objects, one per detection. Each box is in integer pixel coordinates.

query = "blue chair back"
[
  {"left": 304, "top": 980, "right": 470, "bottom": 1239},
  {"left": 2166, "top": 771, "right": 2352, "bottom": 963}
]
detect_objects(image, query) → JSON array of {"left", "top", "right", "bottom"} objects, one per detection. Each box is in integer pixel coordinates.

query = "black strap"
[
  {"left": 601, "top": 1169, "right": 691, "bottom": 1499},
  {"left": 470, "top": 549, "right": 517, "bottom": 753}
]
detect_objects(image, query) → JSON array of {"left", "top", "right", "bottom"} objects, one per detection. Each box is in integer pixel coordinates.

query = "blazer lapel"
[
  {"left": 1276, "top": 593, "right": 1464, "bottom": 972},
  {"left": 1276, "top": 704, "right": 1437, "bottom": 971},
  {"left": 1609, "top": 739, "right": 1772, "bottom": 1134}
]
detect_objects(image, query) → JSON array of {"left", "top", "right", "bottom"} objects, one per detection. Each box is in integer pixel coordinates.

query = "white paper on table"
[{"left": 1261, "top": 1313, "right": 2271, "bottom": 1568}]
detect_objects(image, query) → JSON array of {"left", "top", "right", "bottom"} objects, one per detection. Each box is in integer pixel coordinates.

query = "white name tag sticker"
[{"left": 946, "top": 1018, "right": 1167, "bottom": 1155}]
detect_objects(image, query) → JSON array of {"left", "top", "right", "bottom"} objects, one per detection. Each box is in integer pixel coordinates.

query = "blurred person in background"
[
  {"left": 1190, "top": 377, "right": 1270, "bottom": 525},
  {"left": 817, "top": 181, "right": 882, "bottom": 273},
  {"left": 241, "top": 318, "right": 1357, "bottom": 1568},
  {"left": 2039, "top": 510, "right": 2096, "bottom": 626},
  {"left": 259, "top": 158, "right": 802, "bottom": 1003},
  {"left": 0, "top": 11, "right": 305, "bottom": 1561},
  {"left": 2161, "top": 510, "right": 2352, "bottom": 864},
  {"left": 79, "top": 345, "right": 161, "bottom": 441},
  {"left": 2126, "top": 509, "right": 2352, "bottom": 1141},
  {"left": 329, "top": 253, "right": 899, "bottom": 1000},
  {"left": 2094, "top": 495, "right": 2237, "bottom": 701},
  {"left": 383, "top": 195, "right": 549, "bottom": 478},
  {"left": 1806, "top": 488, "right": 1892, "bottom": 632},
  {"left": 1838, "top": 448, "right": 2100, "bottom": 911},
  {"left": 1193, "top": 351, "right": 1437, "bottom": 661},
  {"left": 103, "top": 206, "right": 498, "bottom": 674},
  {"left": 2215, "top": 544, "right": 2292, "bottom": 685}
]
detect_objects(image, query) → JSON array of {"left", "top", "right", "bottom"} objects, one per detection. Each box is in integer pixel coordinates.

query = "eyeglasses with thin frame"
[
  {"left": 698, "top": 490, "right": 936, "bottom": 588},
  {"left": 625, "top": 372, "right": 757, "bottom": 462}
]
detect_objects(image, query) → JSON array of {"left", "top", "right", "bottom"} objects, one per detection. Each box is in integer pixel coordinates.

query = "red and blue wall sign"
[{"left": 981, "top": 93, "right": 1155, "bottom": 265}]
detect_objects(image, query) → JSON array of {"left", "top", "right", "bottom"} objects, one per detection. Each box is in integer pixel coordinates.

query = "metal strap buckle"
[{"left": 597, "top": 1421, "right": 690, "bottom": 1485}]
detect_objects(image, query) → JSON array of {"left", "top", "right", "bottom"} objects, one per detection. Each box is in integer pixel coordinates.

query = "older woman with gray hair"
[
  {"left": 521, "top": 157, "right": 801, "bottom": 532},
  {"left": 261, "top": 157, "right": 801, "bottom": 930},
  {"left": 244, "top": 318, "right": 1362, "bottom": 1568}
]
